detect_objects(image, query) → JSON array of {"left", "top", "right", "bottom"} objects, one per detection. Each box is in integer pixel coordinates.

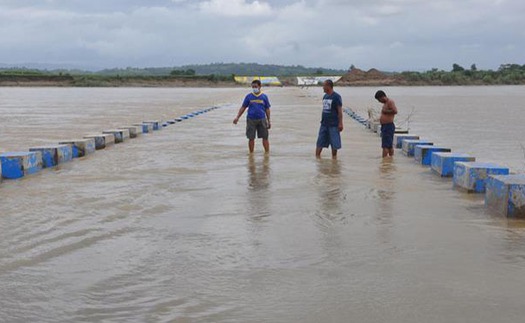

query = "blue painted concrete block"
[
  {"left": 118, "top": 126, "right": 142, "bottom": 138},
  {"left": 83, "top": 134, "right": 115, "bottom": 150},
  {"left": 453, "top": 162, "right": 510, "bottom": 193},
  {"left": 175, "top": 118, "right": 183, "bottom": 122},
  {"left": 134, "top": 123, "right": 153, "bottom": 133},
  {"left": 167, "top": 120, "right": 176, "bottom": 124},
  {"left": 394, "top": 134, "right": 420, "bottom": 149},
  {"left": 414, "top": 145, "right": 452, "bottom": 166},
  {"left": 162, "top": 123, "right": 168, "bottom": 127},
  {"left": 144, "top": 121, "right": 161, "bottom": 130},
  {"left": 1, "top": 152, "right": 42, "bottom": 179},
  {"left": 29, "top": 145, "right": 73, "bottom": 168},
  {"left": 431, "top": 153, "right": 475, "bottom": 177},
  {"left": 59, "top": 139, "right": 96, "bottom": 158},
  {"left": 402, "top": 140, "right": 433, "bottom": 157},
  {"left": 486, "top": 175, "right": 525, "bottom": 218},
  {"left": 103, "top": 129, "right": 130, "bottom": 143}
]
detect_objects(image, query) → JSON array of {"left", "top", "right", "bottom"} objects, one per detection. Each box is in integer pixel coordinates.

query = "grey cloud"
[{"left": 0, "top": 0, "right": 523, "bottom": 70}]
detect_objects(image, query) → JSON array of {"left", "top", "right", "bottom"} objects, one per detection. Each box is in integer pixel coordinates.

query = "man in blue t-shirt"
[
  {"left": 316, "top": 80, "right": 343, "bottom": 159},
  {"left": 233, "top": 79, "right": 271, "bottom": 154}
]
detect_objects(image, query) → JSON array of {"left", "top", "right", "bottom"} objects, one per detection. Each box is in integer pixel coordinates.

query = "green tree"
[{"left": 452, "top": 64, "right": 465, "bottom": 72}]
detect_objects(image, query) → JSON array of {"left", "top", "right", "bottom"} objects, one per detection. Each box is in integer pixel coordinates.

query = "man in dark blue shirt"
[
  {"left": 233, "top": 80, "right": 271, "bottom": 154},
  {"left": 316, "top": 80, "right": 343, "bottom": 159}
]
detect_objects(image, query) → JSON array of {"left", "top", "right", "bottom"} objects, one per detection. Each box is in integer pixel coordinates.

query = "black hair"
[
  {"left": 375, "top": 90, "right": 386, "bottom": 100},
  {"left": 251, "top": 79, "right": 262, "bottom": 87},
  {"left": 324, "top": 79, "right": 334, "bottom": 88}
]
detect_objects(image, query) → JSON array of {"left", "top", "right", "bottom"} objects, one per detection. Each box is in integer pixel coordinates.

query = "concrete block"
[
  {"left": 0, "top": 152, "right": 42, "bottom": 179},
  {"left": 29, "top": 145, "right": 73, "bottom": 168},
  {"left": 144, "top": 120, "right": 161, "bottom": 130},
  {"left": 59, "top": 139, "right": 96, "bottom": 158},
  {"left": 118, "top": 126, "right": 142, "bottom": 138},
  {"left": 414, "top": 145, "right": 452, "bottom": 166},
  {"left": 402, "top": 139, "right": 433, "bottom": 157},
  {"left": 162, "top": 123, "right": 168, "bottom": 127},
  {"left": 167, "top": 120, "right": 176, "bottom": 124},
  {"left": 486, "top": 175, "right": 525, "bottom": 218},
  {"left": 431, "top": 153, "right": 476, "bottom": 177},
  {"left": 103, "top": 129, "right": 130, "bottom": 143},
  {"left": 83, "top": 134, "right": 115, "bottom": 150},
  {"left": 394, "top": 134, "right": 420, "bottom": 149},
  {"left": 134, "top": 123, "right": 153, "bottom": 134},
  {"left": 453, "top": 162, "right": 510, "bottom": 193},
  {"left": 395, "top": 128, "right": 409, "bottom": 134}
]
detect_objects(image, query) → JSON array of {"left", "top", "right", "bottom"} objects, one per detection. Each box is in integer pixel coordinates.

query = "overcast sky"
[{"left": 0, "top": 0, "right": 523, "bottom": 71}]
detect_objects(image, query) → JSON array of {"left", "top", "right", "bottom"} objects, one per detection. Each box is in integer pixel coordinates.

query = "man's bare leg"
[
  {"left": 262, "top": 139, "right": 270, "bottom": 153},
  {"left": 389, "top": 148, "right": 395, "bottom": 157},
  {"left": 248, "top": 139, "right": 255, "bottom": 153},
  {"left": 316, "top": 147, "right": 323, "bottom": 158},
  {"left": 332, "top": 148, "right": 338, "bottom": 159},
  {"left": 382, "top": 148, "right": 389, "bottom": 158}
]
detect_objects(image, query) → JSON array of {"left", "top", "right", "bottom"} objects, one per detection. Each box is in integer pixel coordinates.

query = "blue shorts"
[
  {"left": 316, "top": 125, "right": 342, "bottom": 150},
  {"left": 381, "top": 123, "right": 395, "bottom": 149}
]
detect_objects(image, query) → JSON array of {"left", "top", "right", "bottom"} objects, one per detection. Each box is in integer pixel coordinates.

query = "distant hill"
[
  {"left": 0, "top": 63, "right": 346, "bottom": 77},
  {"left": 93, "top": 63, "right": 346, "bottom": 77},
  {"left": 178, "top": 63, "right": 346, "bottom": 76}
]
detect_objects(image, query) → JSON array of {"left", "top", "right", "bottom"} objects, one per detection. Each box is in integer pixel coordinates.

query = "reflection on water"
[
  {"left": 375, "top": 158, "right": 398, "bottom": 243},
  {"left": 247, "top": 154, "right": 271, "bottom": 191},
  {"left": 246, "top": 155, "right": 271, "bottom": 221},
  {"left": 377, "top": 158, "right": 397, "bottom": 204},
  {"left": 314, "top": 159, "right": 347, "bottom": 226}
]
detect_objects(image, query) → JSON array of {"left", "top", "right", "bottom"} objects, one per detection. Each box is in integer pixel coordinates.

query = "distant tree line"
[
  {"left": 399, "top": 63, "right": 525, "bottom": 85},
  {"left": 2, "top": 63, "right": 525, "bottom": 85},
  {"left": 170, "top": 69, "right": 196, "bottom": 76}
]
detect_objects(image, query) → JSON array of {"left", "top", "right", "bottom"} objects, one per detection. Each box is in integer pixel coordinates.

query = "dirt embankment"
[{"left": 337, "top": 68, "right": 406, "bottom": 86}]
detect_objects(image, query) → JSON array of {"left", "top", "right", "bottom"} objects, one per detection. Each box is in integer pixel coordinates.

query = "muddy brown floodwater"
[{"left": 0, "top": 86, "right": 525, "bottom": 323}]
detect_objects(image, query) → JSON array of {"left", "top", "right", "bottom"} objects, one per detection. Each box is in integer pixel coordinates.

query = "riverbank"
[
  {"left": 2, "top": 75, "right": 524, "bottom": 87},
  {"left": 0, "top": 74, "right": 239, "bottom": 87}
]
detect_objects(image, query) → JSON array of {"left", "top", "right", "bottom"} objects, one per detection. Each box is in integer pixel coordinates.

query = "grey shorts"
[{"left": 246, "top": 118, "right": 269, "bottom": 140}]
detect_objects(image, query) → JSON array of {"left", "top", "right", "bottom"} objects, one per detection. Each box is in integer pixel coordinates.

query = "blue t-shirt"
[
  {"left": 242, "top": 93, "right": 271, "bottom": 120},
  {"left": 321, "top": 92, "right": 343, "bottom": 127}
]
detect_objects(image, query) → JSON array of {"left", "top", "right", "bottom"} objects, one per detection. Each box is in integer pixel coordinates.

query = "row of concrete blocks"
[
  {"left": 344, "top": 108, "right": 368, "bottom": 126},
  {"left": 369, "top": 121, "right": 408, "bottom": 136},
  {"left": 394, "top": 134, "right": 525, "bottom": 218},
  {"left": 344, "top": 108, "right": 409, "bottom": 135},
  {"left": 0, "top": 107, "right": 220, "bottom": 181}
]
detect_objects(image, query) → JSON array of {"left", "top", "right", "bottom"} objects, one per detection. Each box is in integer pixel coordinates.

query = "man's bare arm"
[
  {"left": 233, "top": 106, "right": 247, "bottom": 124},
  {"left": 266, "top": 108, "right": 271, "bottom": 129},
  {"left": 337, "top": 105, "right": 344, "bottom": 132}
]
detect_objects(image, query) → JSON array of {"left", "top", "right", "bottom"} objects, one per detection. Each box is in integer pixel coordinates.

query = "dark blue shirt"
[
  {"left": 242, "top": 93, "right": 271, "bottom": 120},
  {"left": 321, "top": 92, "right": 342, "bottom": 127}
]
